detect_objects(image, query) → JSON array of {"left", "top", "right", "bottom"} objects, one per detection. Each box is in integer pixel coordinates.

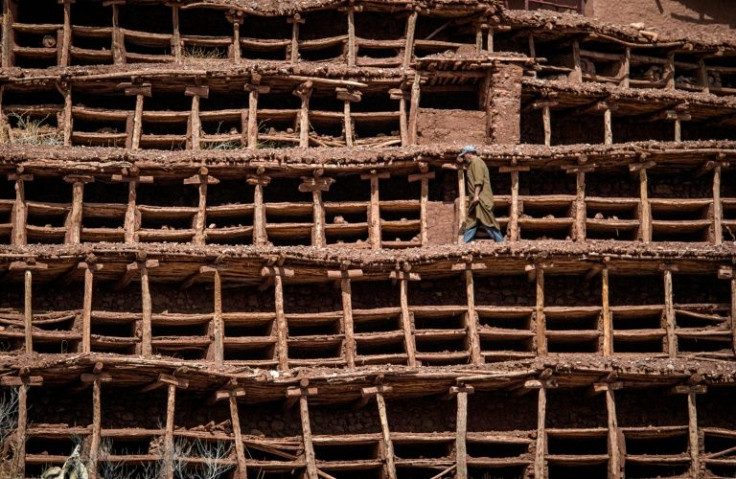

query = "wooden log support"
[
  {"left": 345, "top": 6, "right": 357, "bottom": 67},
  {"left": 171, "top": 3, "right": 183, "bottom": 62},
  {"left": 288, "top": 383, "right": 319, "bottom": 479},
  {"left": 9, "top": 261, "right": 49, "bottom": 355},
  {"left": 408, "top": 74, "right": 421, "bottom": 145},
  {"left": 328, "top": 267, "right": 363, "bottom": 368},
  {"left": 717, "top": 267, "right": 736, "bottom": 355},
  {"left": 598, "top": 383, "right": 623, "bottom": 479},
  {"left": 361, "top": 170, "right": 390, "bottom": 250},
  {"left": 713, "top": 164, "right": 723, "bottom": 245},
  {"left": 80, "top": 258, "right": 103, "bottom": 354},
  {"left": 389, "top": 88, "right": 410, "bottom": 146},
  {"left": 288, "top": 14, "right": 304, "bottom": 64},
  {"left": 294, "top": 81, "right": 313, "bottom": 148},
  {"left": 602, "top": 266, "right": 613, "bottom": 357},
  {"left": 59, "top": 0, "right": 73, "bottom": 66},
  {"left": 630, "top": 160, "right": 655, "bottom": 243},
  {"left": 186, "top": 85, "right": 209, "bottom": 151},
  {"left": 391, "top": 264, "right": 420, "bottom": 367},
  {"left": 663, "top": 267, "right": 677, "bottom": 359},
  {"left": 604, "top": 106, "right": 613, "bottom": 145},
  {"left": 403, "top": 9, "right": 418, "bottom": 67},
  {"left": 299, "top": 174, "right": 334, "bottom": 247},
  {"left": 184, "top": 167, "right": 219, "bottom": 246},
  {"left": 60, "top": 82, "right": 73, "bottom": 146},
  {"left": 528, "top": 31, "right": 536, "bottom": 60},
  {"left": 408, "top": 167, "right": 435, "bottom": 247},
  {"left": 248, "top": 173, "right": 271, "bottom": 246},
  {"left": 530, "top": 264, "right": 547, "bottom": 356},
  {"left": 2, "top": 0, "right": 17, "bottom": 67},
  {"left": 211, "top": 385, "right": 248, "bottom": 478},
  {"left": 452, "top": 258, "right": 486, "bottom": 365},
  {"left": 337, "top": 88, "right": 361, "bottom": 147},
  {"left": 452, "top": 385, "right": 475, "bottom": 479},
  {"left": 262, "top": 263, "right": 295, "bottom": 370},
  {"left": 199, "top": 264, "right": 227, "bottom": 365},
  {"left": 227, "top": 10, "right": 244, "bottom": 62},
  {"left": 244, "top": 80, "right": 270, "bottom": 149},
  {"left": 571, "top": 39, "right": 582, "bottom": 83},
  {"left": 163, "top": 375, "right": 189, "bottom": 479},
  {"left": 105, "top": 1, "right": 126, "bottom": 64},
  {"left": 364, "top": 386, "right": 398, "bottom": 479},
  {"left": 124, "top": 83, "right": 152, "bottom": 150},
  {"left": 8, "top": 168, "right": 32, "bottom": 246},
  {"left": 499, "top": 166, "right": 528, "bottom": 242},
  {"left": 528, "top": 379, "right": 556, "bottom": 479},
  {"left": 83, "top": 367, "right": 112, "bottom": 479},
  {"left": 573, "top": 167, "right": 587, "bottom": 241},
  {"left": 671, "top": 384, "right": 706, "bottom": 478},
  {"left": 64, "top": 175, "right": 95, "bottom": 245},
  {"left": 665, "top": 51, "right": 676, "bottom": 90},
  {"left": 112, "top": 167, "right": 154, "bottom": 244},
  {"left": 457, "top": 166, "right": 466, "bottom": 245},
  {"left": 621, "top": 47, "right": 631, "bottom": 88},
  {"left": 124, "top": 255, "right": 160, "bottom": 356},
  {"left": 0, "top": 375, "right": 44, "bottom": 478}
]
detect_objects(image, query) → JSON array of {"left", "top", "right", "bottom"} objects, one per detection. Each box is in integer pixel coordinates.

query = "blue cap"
[{"left": 459, "top": 145, "right": 477, "bottom": 157}]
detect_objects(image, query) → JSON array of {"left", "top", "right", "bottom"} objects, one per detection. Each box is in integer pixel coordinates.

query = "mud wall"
[{"left": 591, "top": 0, "right": 736, "bottom": 40}]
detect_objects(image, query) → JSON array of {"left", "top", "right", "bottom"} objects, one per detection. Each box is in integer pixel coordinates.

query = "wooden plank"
[
  {"left": 361, "top": 172, "right": 388, "bottom": 250},
  {"left": 289, "top": 14, "right": 302, "bottom": 65},
  {"left": 344, "top": 99, "right": 353, "bottom": 147},
  {"left": 664, "top": 269, "right": 677, "bottom": 359},
  {"left": 376, "top": 392, "right": 397, "bottom": 479},
  {"left": 536, "top": 268, "right": 546, "bottom": 356},
  {"left": 24, "top": 270, "right": 33, "bottom": 354},
  {"left": 456, "top": 391, "right": 469, "bottom": 479},
  {"left": 535, "top": 387, "right": 547, "bottom": 479},
  {"left": 229, "top": 394, "right": 248, "bottom": 479}
]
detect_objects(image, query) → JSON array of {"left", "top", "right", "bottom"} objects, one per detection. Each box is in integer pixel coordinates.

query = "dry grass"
[
  {"left": 182, "top": 46, "right": 226, "bottom": 61},
  {"left": 8, "top": 113, "right": 62, "bottom": 146}
]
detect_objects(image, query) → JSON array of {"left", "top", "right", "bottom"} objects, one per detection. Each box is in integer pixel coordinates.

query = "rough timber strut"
[{"left": 0, "top": 0, "right": 734, "bottom": 478}]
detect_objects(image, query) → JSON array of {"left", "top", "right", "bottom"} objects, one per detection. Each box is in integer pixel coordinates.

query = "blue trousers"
[{"left": 463, "top": 224, "right": 504, "bottom": 243}]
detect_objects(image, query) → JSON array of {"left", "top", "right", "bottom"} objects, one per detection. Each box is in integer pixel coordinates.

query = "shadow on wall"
[{"left": 666, "top": 0, "right": 736, "bottom": 28}]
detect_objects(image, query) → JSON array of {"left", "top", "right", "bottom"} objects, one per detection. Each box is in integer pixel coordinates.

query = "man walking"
[{"left": 457, "top": 145, "right": 504, "bottom": 243}]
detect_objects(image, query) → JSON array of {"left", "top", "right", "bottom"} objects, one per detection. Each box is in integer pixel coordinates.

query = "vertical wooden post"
[
  {"left": 453, "top": 259, "right": 484, "bottom": 365},
  {"left": 2, "top": 0, "right": 17, "bottom": 67},
  {"left": 186, "top": 86, "right": 208, "bottom": 151},
  {"left": 61, "top": 83, "right": 73, "bottom": 146},
  {"left": 64, "top": 175, "right": 94, "bottom": 245},
  {"left": 16, "top": 384, "right": 27, "bottom": 477},
  {"left": 475, "top": 23, "right": 483, "bottom": 53},
  {"left": 171, "top": 4, "right": 182, "bottom": 62},
  {"left": 698, "top": 58, "right": 709, "bottom": 94},
  {"left": 603, "top": 107, "right": 613, "bottom": 145},
  {"left": 457, "top": 167, "right": 466, "bottom": 244},
  {"left": 534, "top": 385, "right": 547, "bottom": 479},
  {"left": 389, "top": 88, "right": 409, "bottom": 146},
  {"left": 245, "top": 81, "right": 270, "bottom": 149},
  {"left": 602, "top": 384, "right": 622, "bottom": 479},
  {"left": 24, "top": 270, "right": 33, "bottom": 354},
  {"left": 687, "top": 389, "right": 701, "bottom": 478},
  {"left": 713, "top": 164, "right": 722, "bottom": 246},
  {"left": 665, "top": 51, "right": 676, "bottom": 90},
  {"left": 487, "top": 25, "right": 494, "bottom": 52},
  {"left": 59, "top": 0, "right": 72, "bottom": 66},
  {"left": 124, "top": 84, "right": 151, "bottom": 150},
  {"left": 528, "top": 32, "right": 535, "bottom": 60},
  {"left": 248, "top": 174, "right": 271, "bottom": 246},
  {"left": 571, "top": 39, "right": 582, "bottom": 83},
  {"left": 535, "top": 266, "right": 547, "bottom": 355},
  {"left": 403, "top": 10, "right": 418, "bottom": 67},
  {"left": 504, "top": 168, "right": 525, "bottom": 242},
  {"left": 89, "top": 377, "right": 102, "bottom": 479},
  {"left": 227, "top": 389, "right": 248, "bottom": 479},
  {"left": 408, "top": 74, "right": 421, "bottom": 145},
  {"left": 299, "top": 176, "right": 333, "bottom": 247},
  {"left": 632, "top": 162, "right": 653, "bottom": 243},
  {"left": 574, "top": 169, "right": 586, "bottom": 241},
  {"left": 346, "top": 6, "right": 356, "bottom": 67},
  {"left": 228, "top": 11, "right": 243, "bottom": 62},
  {"left": 329, "top": 268, "right": 362, "bottom": 368},
  {"left": 408, "top": 168, "right": 434, "bottom": 247},
  {"left": 112, "top": 168, "right": 153, "bottom": 244},
  {"left": 294, "top": 82, "right": 312, "bottom": 148},
  {"left": 393, "top": 265, "right": 419, "bottom": 367},
  {"left": 288, "top": 385, "right": 319, "bottom": 479},
  {"left": 374, "top": 389, "right": 397, "bottom": 479},
  {"left": 674, "top": 118, "right": 682, "bottom": 143},
  {"left": 337, "top": 88, "right": 361, "bottom": 147},
  {"left": 184, "top": 167, "right": 219, "bottom": 246},
  {"left": 288, "top": 14, "right": 304, "bottom": 64},
  {"left": 164, "top": 383, "right": 176, "bottom": 479},
  {"left": 720, "top": 267, "right": 736, "bottom": 356},
  {"left": 542, "top": 103, "right": 551, "bottom": 147},
  {"left": 602, "top": 267, "right": 613, "bottom": 357},
  {"left": 202, "top": 267, "right": 225, "bottom": 366},
  {"left": 125, "top": 256, "right": 159, "bottom": 357},
  {"left": 80, "top": 259, "right": 103, "bottom": 354},
  {"left": 453, "top": 386, "right": 474, "bottom": 479},
  {"left": 663, "top": 268, "right": 677, "bottom": 359},
  {"left": 9, "top": 168, "right": 32, "bottom": 246},
  {"left": 621, "top": 47, "right": 631, "bottom": 88},
  {"left": 109, "top": 1, "right": 125, "bottom": 64},
  {"left": 262, "top": 265, "right": 294, "bottom": 370},
  {"left": 361, "top": 171, "right": 389, "bottom": 250}
]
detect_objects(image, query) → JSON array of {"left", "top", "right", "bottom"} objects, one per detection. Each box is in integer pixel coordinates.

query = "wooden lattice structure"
[{"left": 0, "top": 1, "right": 734, "bottom": 478}]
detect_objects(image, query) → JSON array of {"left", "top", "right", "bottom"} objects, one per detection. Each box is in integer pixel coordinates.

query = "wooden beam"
[
  {"left": 299, "top": 176, "right": 334, "bottom": 247},
  {"left": 602, "top": 267, "right": 613, "bottom": 357},
  {"left": 112, "top": 169, "right": 153, "bottom": 244},
  {"left": 213, "top": 268, "right": 224, "bottom": 365},
  {"left": 171, "top": 4, "right": 182, "bottom": 62},
  {"left": 396, "top": 266, "right": 419, "bottom": 367},
  {"left": 330, "top": 268, "right": 363, "bottom": 368},
  {"left": 361, "top": 171, "right": 389, "bottom": 250},
  {"left": 536, "top": 266, "right": 546, "bottom": 356},
  {"left": 408, "top": 170, "right": 435, "bottom": 247},
  {"left": 108, "top": 1, "right": 125, "bottom": 64},
  {"left": 9, "top": 168, "right": 32, "bottom": 246},
  {"left": 2, "top": 0, "right": 16, "bottom": 67},
  {"left": 571, "top": 39, "right": 582, "bottom": 83},
  {"left": 248, "top": 174, "right": 271, "bottom": 246},
  {"left": 244, "top": 82, "right": 270, "bottom": 149},
  {"left": 80, "top": 260, "right": 103, "bottom": 354},
  {"left": 534, "top": 386, "right": 547, "bottom": 479},
  {"left": 291, "top": 386, "right": 319, "bottom": 479},
  {"left": 372, "top": 389, "right": 397, "bottom": 479},
  {"left": 664, "top": 269, "right": 676, "bottom": 359},
  {"left": 124, "top": 84, "right": 151, "bottom": 150},
  {"left": 163, "top": 383, "right": 176, "bottom": 479},
  {"left": 713, "top": 165, "right": 722, "bottom": 245},
  {"left": 455, "top": 259, "right": 484, "bottom": 365},
  {"left": 605, "top": 386, "right": 622, "bottom": 479},
  {"left": 64, "top": 175, "right": 94, "bottom": 245},
  {"left": 89, "top": 377, "right": 102, "bottom": 479},
  {"left": 457, "top": 167, "right": 466, "bottom": 244},
  {"left": 346, "top": 7, "right": 356, "bottom": 67},
  {"left": 574, "top": 170, "right": 586, "bottom": 241},
  {"left": 542, "top": 103, "right": 551, "bottom": 146},
  {"left": 61, "top": 83, "right": 73, "bottom": 146},
  {"left": 455, "top": 387, "right": 473, "bottom": 479},
  {"left": 184, "top": 167, "right": 219, "bottom": 246},
  {"left": 403, "top": 10, "right": 418, "bottom": 67},
  {"left": 408, "top": 74, "right": 421, "bottom": 145},
  {"left": 15, "top": 384, "right": 27, "bottom": 478},
  {"left": 294, "top": 81, "right": 313, "bottom": 148},
  {"left": 228, "top": 388, "right": 248, "bottom": 479},
  {"left": 288, "top": 14, "right": 304, "bottom": 65},
  {"left": 509, "top": 169, "right": 521, "bottom": 241},
  {"left": 263, "top": 266, "right": 292, "bottom": 370},
  {"left": 638, "top": 166, "right": 652, "bottom": 243},
  {"left": 389, "top": 88, "right": 409, "bottom": 146},
  {"left": 687, "top": 390, "right": 700, "bottom": 478}
]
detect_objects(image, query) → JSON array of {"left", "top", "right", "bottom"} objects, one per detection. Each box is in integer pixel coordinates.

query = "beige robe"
[{"left": 463, "top": 156, "right": 500, "bottom": 231}]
